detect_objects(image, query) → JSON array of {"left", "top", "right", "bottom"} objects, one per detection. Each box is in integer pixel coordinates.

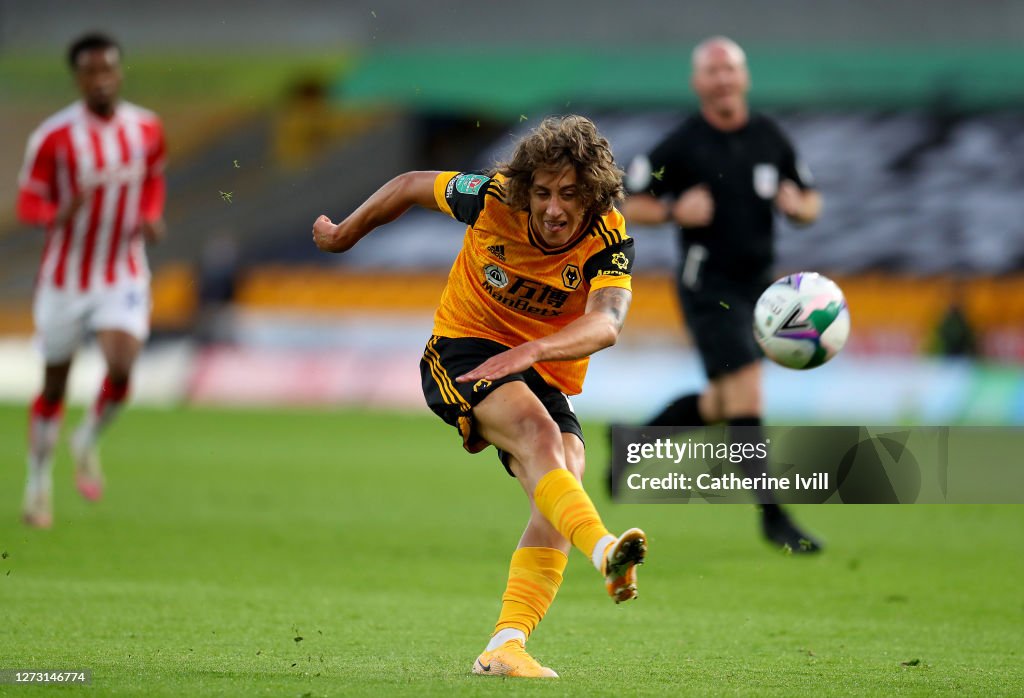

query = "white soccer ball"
[{"left": 753, "top": 272, "right": 850, "bottom": 370}]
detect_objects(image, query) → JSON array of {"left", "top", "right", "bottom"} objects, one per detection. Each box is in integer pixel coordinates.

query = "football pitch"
[{"left": 1, "top": 404, "right": 1021, "bottom": 696}]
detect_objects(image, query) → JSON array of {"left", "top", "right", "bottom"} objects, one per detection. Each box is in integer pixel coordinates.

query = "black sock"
[
  {"left": 649, "top": 393, "right": 705, "bottom": 428},
  {"left": 727, "top": 416, "right": 780, "bottom": 509}
]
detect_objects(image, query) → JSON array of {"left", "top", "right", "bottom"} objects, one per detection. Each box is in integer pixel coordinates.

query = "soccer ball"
[{"left": 753, "top": 272, "right": 850, "bottom": 370}]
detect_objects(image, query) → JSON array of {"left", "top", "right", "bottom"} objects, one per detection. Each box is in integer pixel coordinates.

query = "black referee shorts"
[
  {"left": 419, "top": 333, "right": 585, "bottom": 472},
  {"left": 420, "top": 335, "right": 584, "bottom": 476},
  {"left": 677, "top": 272, "right": 768, "bottom": 380}
]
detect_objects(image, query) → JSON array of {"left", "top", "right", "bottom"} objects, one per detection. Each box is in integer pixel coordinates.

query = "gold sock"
[
  {"left": 494, "top": 547, "right": 568, "bottom": 639},
  {"left": 533, "top": 469, "right": 612, "bottom": 563}
]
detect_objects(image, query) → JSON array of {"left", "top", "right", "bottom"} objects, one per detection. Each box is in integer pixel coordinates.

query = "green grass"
[
  {"left": 1, "top": 404, "right": 1022, "bottom": 696},
  {"left": 0, "top": 53, "right": 353, "bottom": 105}
]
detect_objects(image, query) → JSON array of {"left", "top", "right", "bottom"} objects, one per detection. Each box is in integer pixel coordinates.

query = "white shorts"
[{"left": 33, "top": 280, "right": 151, "bottom": 363}]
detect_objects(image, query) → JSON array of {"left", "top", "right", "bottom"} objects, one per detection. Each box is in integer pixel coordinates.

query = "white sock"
[
  {"left": 75, "top": 400, "right": 124, "bottom": 450},
  {"left": 486, "top": 628, "right": 527, "bottom": 651},
  {"left": 27, "top": 415, "right": 61, "bottom": 492},
  {"left": 591, "top": 534, "right": 617, "bottom": 572}
]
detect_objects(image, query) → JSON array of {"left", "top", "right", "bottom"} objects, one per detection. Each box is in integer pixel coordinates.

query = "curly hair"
[
  {"left": 68, "top": 32, "right": 121, "bottom": 70},
  {"left": 495, "top": 115, "right": 624, "bottom": 216}
]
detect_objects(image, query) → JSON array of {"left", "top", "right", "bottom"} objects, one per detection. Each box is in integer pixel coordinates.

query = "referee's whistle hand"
[
  {"left": 774, "top": 180, "right": 803, "bottom": 216},
  {"left": 672, "top": 184, "right": 714, "bottom": 227}
]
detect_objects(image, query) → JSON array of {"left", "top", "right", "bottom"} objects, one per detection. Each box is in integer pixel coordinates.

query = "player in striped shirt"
[{"left": 16, "top": 33, "right": 167, "bottom": 528}]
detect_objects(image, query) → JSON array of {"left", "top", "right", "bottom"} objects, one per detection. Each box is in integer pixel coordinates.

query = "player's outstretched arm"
[
  {"left": 621, "top": 193, "right": 671, "bottom": 225},
  {"left": 313, "top": 171, "right": 442, "bottom": 253},
  {"left": 456, "top": 286, "right": 632, "bottom": 383},
  {"left": 624, "top": 186, "right": 715, "bottom": 228}
]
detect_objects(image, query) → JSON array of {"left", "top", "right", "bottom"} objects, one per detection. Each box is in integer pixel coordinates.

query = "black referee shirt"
[{"left": 627, "top": 112, "right": 815, "bottom": 285}]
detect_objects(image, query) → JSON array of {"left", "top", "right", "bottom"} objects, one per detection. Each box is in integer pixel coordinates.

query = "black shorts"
[
  {"left": 420, "top": 335, "right": 584, "bottom": 476},
  {"left": 677, "top": 270, "right": 770, "bottom": 380}
]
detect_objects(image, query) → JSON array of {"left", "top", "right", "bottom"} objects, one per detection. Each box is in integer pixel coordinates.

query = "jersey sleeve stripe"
[
  {"left": 596, "top": 218, "right": 623, "bottom": 245},
  {"left": 433, "top": 172, "right": 457, "bottom": 217},
  {"left": 21, "top": 179, "right": 50, "bottom": 197},
  {"left": 590, "top": 274, "right": 632, "bottom": 292},
  {"left": 591, "top": 224, "right": 613, "bottom": 247},
  {"left": 18, "top": 130, "right": 49, "bottom": 187}
]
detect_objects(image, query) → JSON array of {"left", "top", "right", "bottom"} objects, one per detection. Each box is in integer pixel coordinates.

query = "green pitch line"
[
  {"left": 0, "top": 53, "right": 352, "bottom": 105},
  {"left": 0, "top": 404, "right": 1021, "bottom": 696}
]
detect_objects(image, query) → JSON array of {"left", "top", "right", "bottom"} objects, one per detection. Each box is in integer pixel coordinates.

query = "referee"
[{"left": 619, "top": 36, "right": 823, "bottom": 552}]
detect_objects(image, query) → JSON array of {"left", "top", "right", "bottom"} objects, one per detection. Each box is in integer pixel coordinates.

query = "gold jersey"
[{"left": 432, "top": 171, "right": 634, "bottom": 395}]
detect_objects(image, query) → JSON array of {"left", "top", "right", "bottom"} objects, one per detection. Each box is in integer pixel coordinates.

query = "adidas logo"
[{"left": 487, "top": 245, "right": 506, "bottom": 261}]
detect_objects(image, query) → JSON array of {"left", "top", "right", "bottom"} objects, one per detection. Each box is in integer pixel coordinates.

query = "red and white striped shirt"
[{"left": 17, "top": 100, "right": 166, "bottom": 292}]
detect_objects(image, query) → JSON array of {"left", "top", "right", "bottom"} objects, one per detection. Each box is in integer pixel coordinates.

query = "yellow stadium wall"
[
  {"left": 1, "top": 268, "right": 1020, "bottom": 352},
  {"left": 233, "top": 267, "right": 1024, "bottom": 337}
]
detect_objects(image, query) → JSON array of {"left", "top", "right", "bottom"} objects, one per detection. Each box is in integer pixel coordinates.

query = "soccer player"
[
  {"left": 617, "top": 37, "right": 823, "bottom": 552},
  {"left": 313, "top": 115, "right": 647, "bottom": 678},
  {"left": 17, "top": 33, "right": 167, "bottom": 528}
]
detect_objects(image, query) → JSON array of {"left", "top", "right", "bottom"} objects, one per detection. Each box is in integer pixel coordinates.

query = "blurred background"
[{"left": 2, "top": 0, "right": 1024, "bottom": 426}]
